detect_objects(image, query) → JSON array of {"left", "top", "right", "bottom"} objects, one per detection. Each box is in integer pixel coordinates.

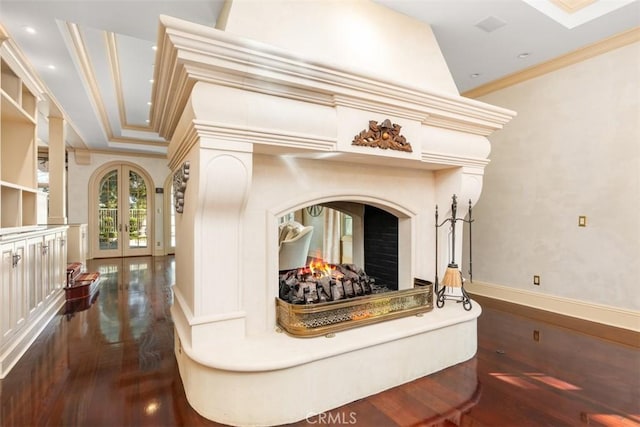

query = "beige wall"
[
  {"left": 67, "top": 151, "right": 171, "bottom": 254},
  {"left": 468, "top": 42, "right": 640, "bottom": 311}
]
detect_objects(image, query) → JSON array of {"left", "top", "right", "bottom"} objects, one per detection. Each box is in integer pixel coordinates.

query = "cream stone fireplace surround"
[{"left": 152, "top": 2, "right": 514, "bottom": 425}]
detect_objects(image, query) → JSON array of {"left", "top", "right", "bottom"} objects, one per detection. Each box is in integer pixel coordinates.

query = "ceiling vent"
[{"left": 475, "top": 16, "right": 507, "bottom": 33}]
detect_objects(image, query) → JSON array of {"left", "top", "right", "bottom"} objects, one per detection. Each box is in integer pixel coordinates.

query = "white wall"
[
  {"left": 67, "top": 151, "right": 171, "bottom": 254},
  {"left": 219, "top": 0, "right": 458, "bottom": 95},
  {"left": 468, "top": 42, "right": 640, "bottom": 312}
]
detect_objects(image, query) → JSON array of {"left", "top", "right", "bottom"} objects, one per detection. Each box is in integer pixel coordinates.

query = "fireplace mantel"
[
  {"left": 153, "top": 5, "right": 515, "bottom": 426},
  {"left": 153, "top": 14, "right": 514, "bottom": 171}
]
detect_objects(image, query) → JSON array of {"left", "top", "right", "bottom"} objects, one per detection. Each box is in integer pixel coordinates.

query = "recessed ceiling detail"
[
  {"left": 549, "top": 0, "right": 597, "bottom": 14},
  {"left": 522, "top": 0, "right": 637, "bottom": 28},
  {"left": 106, "top": 32, "right": 154, "bottom": 132},
  {"left": 63, "top": 21, "right": 167, "bottom": 149}
]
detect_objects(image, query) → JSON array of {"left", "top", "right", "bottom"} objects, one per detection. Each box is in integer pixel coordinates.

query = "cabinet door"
[
  {"left": 26, "top": 236, "right": 42, "bottom": 311},
  {"left": 55, "top": 231, "right": 67, "bottom": 289},
  {"left": 42, "top": 233, "right": 55, "bottom": 299},
  {"left": 0, "top": 240, "right": 26, "bottom": 340},
  {"left": 1, "top": 242, "right": 14, "bottom": 340},
  {"left": 12, "top": 239, "right": 27, "bottom": 328}
]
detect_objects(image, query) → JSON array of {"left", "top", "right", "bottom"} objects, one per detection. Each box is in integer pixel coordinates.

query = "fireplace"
[
  {"left": 152, "top": 2, "right": 514, "bottom": 425},
  {"left": 276, "top": 203, "right": 434, "bottom": 337}
]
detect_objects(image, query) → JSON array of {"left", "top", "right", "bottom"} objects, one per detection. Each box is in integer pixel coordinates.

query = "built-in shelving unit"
[
  {"left": 0, "top": 27, "right": 70, "bottom": 380},
  {"left": 0, "top": 57, "right": 38, "bottom": 230}
]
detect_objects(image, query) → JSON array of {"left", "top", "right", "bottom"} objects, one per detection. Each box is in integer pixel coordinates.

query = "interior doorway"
[{"left": 89, "top": 162, "right": 153, "bottom": 258}]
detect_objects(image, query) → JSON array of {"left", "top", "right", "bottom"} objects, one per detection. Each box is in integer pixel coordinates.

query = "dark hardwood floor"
[{"left": 1, "top": 256, "right": 638, "bottom": 426}]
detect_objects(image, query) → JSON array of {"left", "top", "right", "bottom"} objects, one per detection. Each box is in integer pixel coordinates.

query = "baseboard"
[{"left": 466, "top": 280, "right": 640, "bottom": 333}]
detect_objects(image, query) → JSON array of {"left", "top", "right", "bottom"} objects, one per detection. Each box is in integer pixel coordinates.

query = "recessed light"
[
  {"left": 145, "top": 119, "right": 150, "bottom": 123},
  {"left": 152, "top": 45, "right": 157, "bottom": 51},
  {"left": 149, "top": 79, "right": 154, "bottom": 84},
  {"left": 47, "top": 64, "right": 56, "bottom": 70},
  {"left": 147, "top": 102, "right": 152, "bottom": 106},
  {"left": 518, "top": 52, "right": 530, "bottom": 59},
  {"left": 470, "top": 73, "right": 480, "bottom": 78},
  {"left": 23, "top": 26, "right": 37, "bottom": 35}
]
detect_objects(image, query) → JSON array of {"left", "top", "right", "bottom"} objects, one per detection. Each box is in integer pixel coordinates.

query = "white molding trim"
[
  {"left": 152, "top": 15, "right": 516, "bottom": 141},
  {"left": 463, "top": 27, "right": 640, "bottom": 98},
  {"left": 467, "top": 280, "right": 640, "bottom": 332},
  {"left": 173, "top": 285, "right": 246, "bottom": 327}
]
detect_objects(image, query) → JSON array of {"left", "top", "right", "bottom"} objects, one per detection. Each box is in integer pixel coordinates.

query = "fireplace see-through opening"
[
  {"left": 277, "top": 201, "right": 400, "bottom": 291},
  {"left": 276, "top": 201, "right": 431, "bottom": 337}
]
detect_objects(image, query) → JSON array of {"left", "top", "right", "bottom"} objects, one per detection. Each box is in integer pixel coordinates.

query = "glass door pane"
[
  {"left": 127, "top": 170, "right": 148, "bottom": 250},
  {"left": 93, "top": 165, "right": 152, "bottom": 259},
  {"left": 99, "top": 170, "right": 119, "bottom": 251}
]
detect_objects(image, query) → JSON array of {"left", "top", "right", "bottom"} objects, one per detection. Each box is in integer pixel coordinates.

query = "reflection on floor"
[{"left": 0, "top": 256, "right": 637, "bottom": 426}]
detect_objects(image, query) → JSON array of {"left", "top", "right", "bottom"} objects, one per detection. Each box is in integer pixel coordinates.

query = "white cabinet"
[
  {"left": 0, "top": 226, "right": 67, "bottom": 378},
  {"left": 1, "top": 238, "right": 26, "bottom": 340}
]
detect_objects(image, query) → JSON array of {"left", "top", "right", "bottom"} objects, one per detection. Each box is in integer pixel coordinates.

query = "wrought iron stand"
[{"left": 435, "top": 195, "right": 474, "bottom": 311}]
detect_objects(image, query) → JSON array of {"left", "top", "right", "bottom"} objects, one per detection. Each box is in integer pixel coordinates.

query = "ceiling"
[{"left": 0, "top": 0, "right": 638, "bottom": 157}]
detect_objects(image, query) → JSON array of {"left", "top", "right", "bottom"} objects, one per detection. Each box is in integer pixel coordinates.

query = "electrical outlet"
[
  {"left": 533, "top": 275, "right": 540, "bottom": 286},
  {"left": 578, "top": 216, "right": 587, "bottom": 227},
  {"left": 533, "top": 330, "right": 540, "bottom": 342},
  {"left": 156, "top": 242, "right": 161, "bottom": 247}
]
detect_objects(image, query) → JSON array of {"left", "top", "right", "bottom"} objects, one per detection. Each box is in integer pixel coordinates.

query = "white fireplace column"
[{"left": 169, "top": 108, "right": 253, "bottom": 350}]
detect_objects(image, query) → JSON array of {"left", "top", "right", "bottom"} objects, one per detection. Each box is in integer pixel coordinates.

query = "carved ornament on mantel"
[
  {"left": 173, "top": 161, "right": 190, "bottom": 214},
  {"left": 352, "top": 119, "right": 412, "bottom": 152}
]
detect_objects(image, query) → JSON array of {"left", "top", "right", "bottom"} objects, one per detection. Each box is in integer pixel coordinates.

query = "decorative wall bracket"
[
  {"left": 352, "top": 119, "right": 412, "bottom": 152},
  {"left": 173, "top": 161, "right": 190, "bottom": 213}
]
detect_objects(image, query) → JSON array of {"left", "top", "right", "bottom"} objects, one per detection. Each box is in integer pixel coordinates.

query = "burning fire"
[
  {"left": 309, "top": 259, "right": 332, "bottom": 276},
  {"left": 300, "top": 258, "right": 341, "bottom": 278}
]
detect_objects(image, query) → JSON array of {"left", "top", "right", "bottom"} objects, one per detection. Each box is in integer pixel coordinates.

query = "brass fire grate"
[{"left": 276, "top": 282, "right": 433, "bottom": 337}]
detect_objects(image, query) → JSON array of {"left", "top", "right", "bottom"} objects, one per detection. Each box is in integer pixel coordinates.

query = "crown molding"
[
  {"left": 152, "top": 15, "right": 516, "bottom": 141},
  {"left": 463, "top": 27, "right": 640, "bottom": 99},
  {"left": 0, "top": 24, "right": 9, "bottom": 45},
  {"left": 70, "top": 147, "right": 167, "bottom": 160}
]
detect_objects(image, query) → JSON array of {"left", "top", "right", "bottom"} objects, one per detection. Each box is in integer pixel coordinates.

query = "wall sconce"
[{"left": 435, "top": 194, "right": 473, "bottom": 311}]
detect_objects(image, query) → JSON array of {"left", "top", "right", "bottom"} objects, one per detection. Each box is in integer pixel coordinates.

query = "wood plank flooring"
[{"left": 1, "top": 256, "right": 638, "bottom": 426}]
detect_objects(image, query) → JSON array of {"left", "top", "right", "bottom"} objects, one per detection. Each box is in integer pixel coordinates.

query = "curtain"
[{"left": 322, "top": 208, "right": 341, "bottom": 264}]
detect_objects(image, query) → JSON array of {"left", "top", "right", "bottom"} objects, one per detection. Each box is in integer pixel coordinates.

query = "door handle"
[{"left": 12, "top": 253, "right": 21, "bottom": 267}]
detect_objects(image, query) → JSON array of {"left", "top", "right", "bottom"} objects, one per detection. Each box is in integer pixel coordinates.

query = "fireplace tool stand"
[{"left": 435, "top": 195, "right": 473, "bottom": 311}]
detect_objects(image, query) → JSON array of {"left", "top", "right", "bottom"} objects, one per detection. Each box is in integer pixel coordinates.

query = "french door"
[{"left": 93, "top": 164, "right": 152, "bottom": 258}]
